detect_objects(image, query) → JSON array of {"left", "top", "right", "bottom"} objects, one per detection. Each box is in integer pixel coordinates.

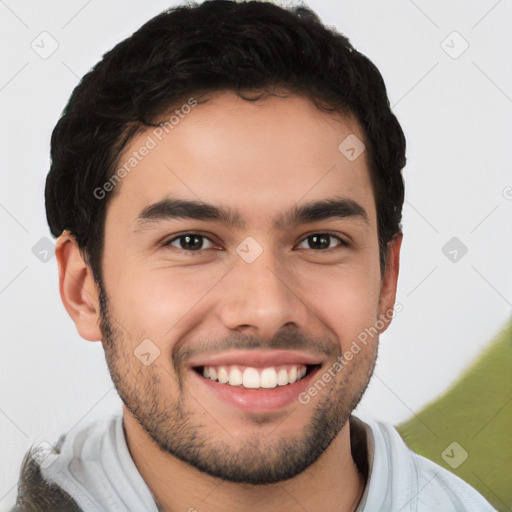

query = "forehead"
[{"left": 105, "top": 91, "right": 376, "bottom": 231}]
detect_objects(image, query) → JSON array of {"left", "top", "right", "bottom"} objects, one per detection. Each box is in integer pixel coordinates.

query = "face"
[{"left": 97, "top": 91, "right": 399, "bottom": 484}]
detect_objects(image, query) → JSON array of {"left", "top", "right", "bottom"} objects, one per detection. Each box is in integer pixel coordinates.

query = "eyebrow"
[{"left": 134, "top": 196, "right": 369, "bottom": 231}]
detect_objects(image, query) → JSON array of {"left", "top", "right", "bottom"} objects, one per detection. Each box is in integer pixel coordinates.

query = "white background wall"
[{"left": 1, "top": 0, "right": 511, "bottom": 508}]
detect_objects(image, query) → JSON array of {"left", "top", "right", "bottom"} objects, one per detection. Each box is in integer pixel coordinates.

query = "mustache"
[{"left": 173, "top": 329, "right": 340, "bottom": 370}]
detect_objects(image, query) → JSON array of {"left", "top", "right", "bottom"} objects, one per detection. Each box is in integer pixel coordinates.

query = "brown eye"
[
  {"left": 297, "top": 233, "right": 344, "bottom": 250},
  {"left": 165, "top": 234, "right": 215, "bottom": 252}
]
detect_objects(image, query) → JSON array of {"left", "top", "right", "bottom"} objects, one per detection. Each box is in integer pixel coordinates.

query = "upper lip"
[{"left": 189, "top": 350, "right": 324, "bottom": 369}]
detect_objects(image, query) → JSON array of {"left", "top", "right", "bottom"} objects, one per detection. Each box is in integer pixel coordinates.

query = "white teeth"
[
  {"left": 260, "top": 368, "right": 278, "bottom": 389},
  {"left": 243, "top": 367, "right": 260, "bottom": 389},
  {"left": 277, "top": 368, "right": 289, "bottom": 386},
  {"left": 217, "top": 367, "right": 229, "bottom": 384},
  {"left": 202, "top": 364, "right": 309, "bottom": 389},
  {"left": 228, "top": 367, "right": 243, "bottom": 386}
]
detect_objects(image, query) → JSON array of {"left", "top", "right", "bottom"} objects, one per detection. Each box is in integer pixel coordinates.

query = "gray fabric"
[
  {"left": 10, "top": 413, "right": 497, "bottom": 512},
  {"left": 10, "top": 442, "right": 82, "bottom": 512}
]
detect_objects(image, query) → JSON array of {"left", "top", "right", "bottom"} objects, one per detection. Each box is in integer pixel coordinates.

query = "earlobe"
[
  {"left": 55, "top": 231, "right": 103, "bottom": 342},
  {"left": 378, "top": 232, "right": 402, "bottom": 333}
]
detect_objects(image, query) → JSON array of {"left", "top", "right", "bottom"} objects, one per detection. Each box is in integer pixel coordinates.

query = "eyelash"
[{"left": 162, "top": 232, "right": 348, "bottom": 254}]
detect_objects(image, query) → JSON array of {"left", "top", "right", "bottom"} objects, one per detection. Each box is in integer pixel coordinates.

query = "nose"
[{"left": 216, "top": 245, "right": 309, "bottom": 340}]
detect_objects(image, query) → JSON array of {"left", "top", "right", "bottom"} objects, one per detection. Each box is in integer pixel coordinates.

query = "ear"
[
  {"left": 377, "top": 232, "right": 402, "bottom": 334},
  {"left": 55, "top": 231, "right": 103, "bottom": 341}
]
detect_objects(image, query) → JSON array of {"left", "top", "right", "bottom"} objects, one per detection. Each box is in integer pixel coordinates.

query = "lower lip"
[{"left": 190, "top": 365, "right": 321, "bottom": 413}]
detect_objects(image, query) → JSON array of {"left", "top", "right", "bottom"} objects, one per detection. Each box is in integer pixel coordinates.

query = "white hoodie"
[{"left": 26, "top": 413, "right": 496, "bottom": 512}]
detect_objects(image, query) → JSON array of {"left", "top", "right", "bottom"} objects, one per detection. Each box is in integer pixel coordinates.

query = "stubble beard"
[{"left": 97, "top": 282, "right": 378, "bottom": 485}]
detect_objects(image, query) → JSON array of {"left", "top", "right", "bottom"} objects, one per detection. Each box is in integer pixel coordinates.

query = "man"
[{"left": 11, "top": 1, "right": 497, "bottom": 511}]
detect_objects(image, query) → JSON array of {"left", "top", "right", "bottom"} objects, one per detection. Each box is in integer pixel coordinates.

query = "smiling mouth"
[{"left": 193, "top": 364, "right": 322, "bottom": 390}]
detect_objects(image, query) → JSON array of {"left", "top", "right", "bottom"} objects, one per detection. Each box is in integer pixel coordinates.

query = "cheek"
[
  {"left": 105, "top": 265, "right": 220, "bottom": 343},
  {"left": 296, "top": 263, "right": 381, "bottom": 348}
]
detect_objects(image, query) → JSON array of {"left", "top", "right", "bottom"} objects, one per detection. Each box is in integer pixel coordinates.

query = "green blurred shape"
[{"left": 396, "top": 318, "right": 512, "bottom": 512}]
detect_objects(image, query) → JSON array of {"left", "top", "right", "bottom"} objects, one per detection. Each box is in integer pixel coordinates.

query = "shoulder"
[
  {"left": 354, "top": 416, "right": 497, "bottom": 512},
  {"left": 9, "top": 414, "right": 121, "bottom": 512},
  {"left": 9, "top": 440, "right": 83, "bottom": 511}
]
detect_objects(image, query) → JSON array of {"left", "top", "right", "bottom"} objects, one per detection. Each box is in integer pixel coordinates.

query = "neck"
[{"left": 123, "top": 407, "right": 367, "bottom": 512}]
